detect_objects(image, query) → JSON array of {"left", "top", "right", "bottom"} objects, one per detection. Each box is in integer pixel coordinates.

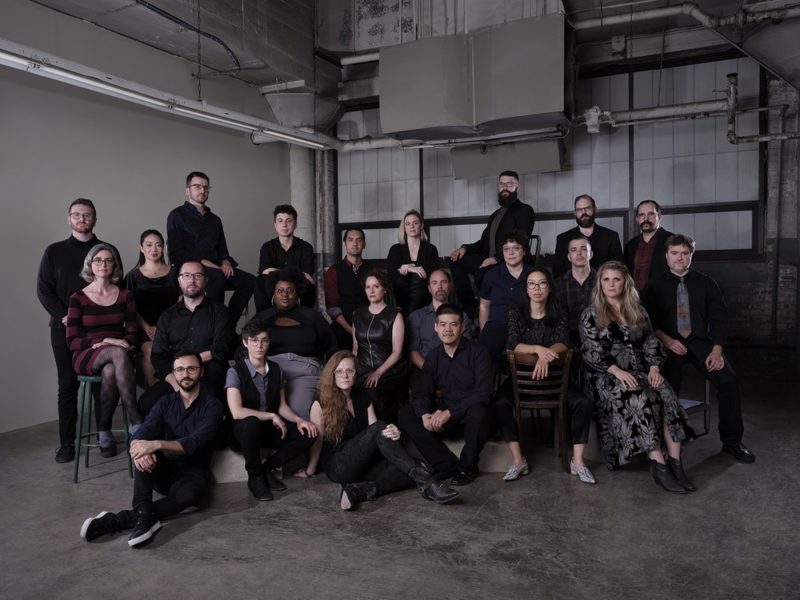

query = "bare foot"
[{"left": 293, "top": 467, "right": 314, "bottom": 479}]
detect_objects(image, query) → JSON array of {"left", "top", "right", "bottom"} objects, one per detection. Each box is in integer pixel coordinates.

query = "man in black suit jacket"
[
  {"left": 552, "top": 194, "right": 622, "bottom": 278},
  {"left": 447, "top": 170, "right": 535, "bottom": 314},
  {"left": 624, "top": 200, "right": 673, "bottom": 292}
]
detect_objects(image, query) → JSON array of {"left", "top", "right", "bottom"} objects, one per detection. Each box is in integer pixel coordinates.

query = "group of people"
[{"left": 37, "top": 169, "right": 754, "bottom": 550}]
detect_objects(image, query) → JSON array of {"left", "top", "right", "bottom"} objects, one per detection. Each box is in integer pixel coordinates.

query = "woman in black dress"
[
  {"left": 123, "top": 229, "right": 179, "bottom": 387},
  {"left": 386, "top": 210, "right": 440, "bottom": 314},
  {"left": 305, "top": 351, "right": 457, "bottom": 509}
]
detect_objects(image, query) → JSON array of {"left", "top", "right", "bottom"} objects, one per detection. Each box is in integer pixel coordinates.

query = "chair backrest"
[
  {"left": 528, "top": 234, "right": 541, "bottom": 266},
  {"left": 506, "top": 348, "right": 573, "bottom": 410}
]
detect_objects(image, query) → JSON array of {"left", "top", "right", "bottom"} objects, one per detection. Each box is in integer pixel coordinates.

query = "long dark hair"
[
  {"left": 137, "top": 229, "right": 167, "bottom": 266},
  {"left": 518, "top": 267, "right": 560, "bottom": 329}
]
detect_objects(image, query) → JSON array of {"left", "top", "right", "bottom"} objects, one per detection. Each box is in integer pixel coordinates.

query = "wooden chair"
[{"left": 506, "top": 349, "right": 573, "bottom": 473}]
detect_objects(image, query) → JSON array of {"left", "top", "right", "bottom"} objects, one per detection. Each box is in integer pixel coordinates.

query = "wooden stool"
[{"left": 73, "top": 375, "right": 133, "bottom": 483}]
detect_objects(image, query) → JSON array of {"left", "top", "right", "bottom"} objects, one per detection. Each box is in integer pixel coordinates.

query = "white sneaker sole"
[
  {"left": 80, "top": 511, "right": 109, "bottom": 539},
  {"left": 128, "top": 520, "right": 162, "bottom": 547}
]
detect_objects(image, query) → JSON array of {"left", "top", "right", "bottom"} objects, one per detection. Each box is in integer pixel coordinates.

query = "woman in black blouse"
[
  {"left": 305, "top": 350, "right": 457, "bottom": 509},
  {"left": 387, "top": 210, "right": 440, "bottom": 314},
  {"left": 253, "top": 267, "right": 338, "bottom": 420},
  {"left": 123, "top": 229, "right": 179, "bottom": 387},
  {"left": 502, "top": 267, "right": 595, "bottom": 484}
]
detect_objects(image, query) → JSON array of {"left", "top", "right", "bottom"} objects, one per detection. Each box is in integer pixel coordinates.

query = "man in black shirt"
[
  {"left": 138, "top": 261, "right": 233, "bottom": 415},
  {"left": 552, "top": 194, "right": 623, "bottom": 278},
  {"left": 37, "top": 198, "right": 120, "bottom": 463},
  {"left": 166, "top": 171, "right": 255, "bottom": 322},
  {"left": 399, "top": 304, "right": 494, "bottom": 486},
  {"left": 323, "top": 228, "right": 371, "bottom": 350},
  {"left": 79, "top": 352, "right": 223, "bottom": 548},
  {"left": 645, "top": 234, "right": 754, "bottom": 463}
]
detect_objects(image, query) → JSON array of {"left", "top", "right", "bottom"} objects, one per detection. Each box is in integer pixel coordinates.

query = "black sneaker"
[
  {"left": 263, "top": 470, "right": 287, "bottom": 492},
  {"left": 247, "top": 474, "right": 273, "bottom": 501},
  {"left": 80, "top": 511, "right": 120, "bottom": 541},
  {"left": 128, "top": 511, "right": 161, "bottom": 547},
  {"left": 55, "top": 445, "right": 75, "bottom": 463}
]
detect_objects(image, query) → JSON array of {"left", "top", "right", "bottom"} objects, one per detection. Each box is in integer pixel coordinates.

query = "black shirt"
[
  {"left": 258, "top": 236, "right": 315, "bottom": 275},
  {"left": 552, "top": 224, "right": 623, "bottom": 278},
  {"left": 166, "top": 201, "right": 237, "bottom": 268}
]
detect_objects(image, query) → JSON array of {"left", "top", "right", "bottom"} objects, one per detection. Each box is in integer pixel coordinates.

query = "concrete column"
[
  {"left": 289, "top": 145, "right": 316, "bottom": 244},
  {"left": 315, "top": 149, "right": 337, "bottom": 308}
]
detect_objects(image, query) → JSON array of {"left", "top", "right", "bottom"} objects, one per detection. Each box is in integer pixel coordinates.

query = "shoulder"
[{"left": 294, "top": 237, "right": 314, "bottom": 250}]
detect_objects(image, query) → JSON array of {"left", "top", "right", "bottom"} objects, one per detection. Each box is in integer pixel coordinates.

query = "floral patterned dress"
[{"left": 579, "top": 306, "right": 693, "bottom": 469}]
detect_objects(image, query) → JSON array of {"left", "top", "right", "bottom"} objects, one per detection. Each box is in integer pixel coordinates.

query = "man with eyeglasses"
[
  {"left": 447, "top": 170, "right": 535, "bottom": 315},
  {"left": 79, "top": 351, "right": 223, "bottom": 548},
  {"left": 166, "top": 171, "right": 255, "bottom": 322},
  {"left": 554, "top": 234, "right": 597, "bottom": 348},
  {"left": 624, "top": 199, "right": 674, "bottom": 293},
  {"left": 37, "top": 198, "right": 122, "bottom": 463},
  {"left": 552, "top": 194, "right": 623, "bottom": 278},
  {"left": 138, "top": 261, "right": 233, "bottom": 416}
]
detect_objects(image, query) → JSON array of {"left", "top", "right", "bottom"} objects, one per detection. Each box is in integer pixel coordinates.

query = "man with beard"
[
  {"left": 138, "top": 261, "right": 233, "bottom": 416},
  {"left": 624, "top": 200, "right": 673, "bottom": 292},
  {"left": 37, "top": 198, "right": 122, "bottom": 463},
  {"left": 447, "top": 171, "right": 535, "bottom": 315},
  {"left": 167, "top": 172, "right": 255, "bottom": 322},
  {"left": 552, "top": 194, "right": 622, "bottom": 278},
  {"left": 324, "top": 228, "right": 372, "bottom": 350},
  {"left": 79, "top": 352, "right": 223, "bottom": 548}
]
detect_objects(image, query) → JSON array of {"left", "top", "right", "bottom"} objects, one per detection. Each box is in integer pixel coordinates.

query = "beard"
[
  {"left": 498, "top": 190, "right": 518, "bottom": 206},
  {"left": 182, "top": 287, "right": 205, "bottom": 300},
  {"left": 178, "top": 377, "right": 200, "bottom": 391},
  {"left": 576, "top": 213, "right": 595, "bottom": 228}
]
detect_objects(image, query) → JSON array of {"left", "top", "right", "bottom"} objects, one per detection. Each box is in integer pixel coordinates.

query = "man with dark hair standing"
[
  {"left": 645, "top": 234, "right": 755, "bottom": 463},
  {"left": 79, "top": 352, "right": 223, "bottom": 548},
  {"left": 323, "top": 228, "right": 371, "bottom": 350},
  {"left": 167, "top": 171, "right": 255, "bottom": 322},
  {"left": 624, "top": 199, "right": 674, "bottom": 292},
  {"left": 552, "top": 194, "right": 622, "bottom": 278},
  {"left": 399, "top": 304, "right": 494, "bottom": 486},
  {"left": 447, "top": 170, "right": 535, "bottom": 314},
  {"left": 37, "top": 198, "right": 120, "bottom": 463},
  {"left": 254, "top": 204, "right": 316, "bottom": 311}
]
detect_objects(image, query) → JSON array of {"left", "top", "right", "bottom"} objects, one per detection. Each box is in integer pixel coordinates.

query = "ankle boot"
[
  {"left": 650, "top": 459, "right": 687, "bottom": 494},
  {"left": 408, "top": 466, "right": 459, "bottom": 505},
  {"left": 668, "top": 457, "right": 696, "bottom": 492},
  {"left": 339, "top": 482, "right": 377, "bottom": 510}
]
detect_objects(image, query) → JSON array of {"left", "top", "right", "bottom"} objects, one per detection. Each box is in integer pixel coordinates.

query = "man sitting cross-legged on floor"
[{"left": 79, "top": 351, "right": 223, "bottom": 548}]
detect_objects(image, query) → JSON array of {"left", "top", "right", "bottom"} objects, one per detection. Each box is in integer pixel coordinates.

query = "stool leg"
[
  {"left": 73, "top": 382, "right": 85, "bottom": 484},
  {"left": 85, "top": 387, "right": 94, "bottom": 469},
  {"left": 120, "top": 402, "right": 133, "bottom": 478}
]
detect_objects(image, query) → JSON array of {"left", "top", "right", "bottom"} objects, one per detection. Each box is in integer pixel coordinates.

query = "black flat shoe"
[
  {"left": 264, "top": 470, "right": 288, "bottom": 491},
  {"left": 100, "top": 441, "right": 118, "bottom": 458},
  {"left": 722, "top": 443, "right": 756, "bottom": 463},
  {"left": 55, "top": 445, "right": 75, "bottom": 463}
]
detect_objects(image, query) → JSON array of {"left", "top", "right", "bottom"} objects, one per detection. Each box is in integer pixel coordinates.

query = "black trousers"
[
  {"left": 447, "top": 254, "right": 491, "bottom": 314},
  {"left": 398, "top": 403, "right": 493, "bottom": 475},
  {"left": 393, "top": 273, "right": 430, "bottom": 316},
  {"left": 662, "top": 337, "right": 744, "bottom": 445},
  {"left": 228, "top": 416, "right": 315, "bottom": 475},
  {"left": 50, "top": 324, "right": 80, "bottom": 446},
  {"left": 325, "top": 422, "right": 415, "bottom": 497},
  {"left": 204, "top": 266, "right": 255, "bottom": 322},
  {"left": 132, "top": 459, "right": 209, "bottom": 519}
]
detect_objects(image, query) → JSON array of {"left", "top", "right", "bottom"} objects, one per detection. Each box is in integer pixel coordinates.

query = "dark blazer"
[
  {"left": 463, "top": 199, "right": 536, "bottom": 259},
  {"left": 552, "top": 224, "right": 623, "bottom": 278},
  {"left": 624, "top": 227, "right": 674, "bottom": 290}
]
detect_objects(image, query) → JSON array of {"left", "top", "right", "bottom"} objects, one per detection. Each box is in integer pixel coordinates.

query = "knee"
[{"left": 235, "top": 416, "right": 261, "bottom": 435}]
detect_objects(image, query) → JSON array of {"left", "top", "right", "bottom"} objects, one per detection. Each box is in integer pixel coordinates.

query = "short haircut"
[
  {"left": 499, "top": 170, "right": 519, "bottom": 181},
  {"left": 567, "top": 233, "right": 592, "bottom": 249},
  {"left": 69, "top": 198, "right": 96, "bottom": 216},
  {"left": 343, "top": 227, "right": 365, "bottom": 242},
  {"left": 428, "top": 267, "right": 451, "bottom": 283},
  {"left": 574, "top": 194, "right": 596, "bottom": 209},
  {"left": 172, "top": 351, "right": 203, "bottom": 368},
  {"left": 500, "top": 230, "right": 529, "bottom": 250},
  {"left": 178, "top": 260, "right": 204, "bottom": 273},
  {"left": 186, "top": 171, "right": 209, "bottom": 186},
  {"left": 665, "top": 233, "right": 696, "bottom": 253},
  {"left": 240, "top": 318, "right": 269, "bottom": 340},
  {"left": 435, "top": 303, "right": 462, "bottom": 321},
  {"left": 398, "top": 209, "right": 428, "bottom": 243},
  {"left": 80, "top": 243, "right": 123, "bottom": 284},
  {"left": 636, "top": 199, "right": 662, "bottom": 214},
  {"left": 273, "top": 204, "right": 297, "bottom": 221}
]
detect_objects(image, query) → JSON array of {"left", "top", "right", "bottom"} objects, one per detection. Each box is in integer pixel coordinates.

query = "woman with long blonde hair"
[
  {"left": 579, "top": 261, "right": 695, "bottom": 493},
  {"left": 304, "top": 351, "right": 457, "bottom": 510}
]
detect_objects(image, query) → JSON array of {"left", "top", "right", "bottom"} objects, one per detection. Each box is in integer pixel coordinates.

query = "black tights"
[{"left": 91, "top": 345, "right": 141, "bottom": 430}]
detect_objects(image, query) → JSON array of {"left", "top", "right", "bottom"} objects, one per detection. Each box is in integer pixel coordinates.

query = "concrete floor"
[{"left": 1, "top": 347, "right": 798, "bottom": 600}]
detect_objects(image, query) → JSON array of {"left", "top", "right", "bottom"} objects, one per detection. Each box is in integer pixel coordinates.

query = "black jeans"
[
  {"left": 228, "top": 416, "right": 315, "bottom": 475},
  {"left": 132, "top": 459, "right": 209, "bottom": 519},
  {"left": 50, "top": 324, "right": 79, "bottom": 446},
  {"left": 447, "top": 254, "right": 491, "bottom": 315},
  {"left": 324, "top": 422, "right": 415, "bottom": 497},
  {"left": 204, "top": 266, "right": 255, "bottom": 322},
  {"left": 398, "top": 403, "right": 494, "bottom": 475},
  {"left": 662, "top": 337, "right": 744, "bottom": 445}
]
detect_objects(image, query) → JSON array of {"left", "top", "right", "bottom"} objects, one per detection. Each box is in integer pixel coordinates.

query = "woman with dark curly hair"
[
  {"left": 67, "top": 243, "right": 142, "bottom": 457},
  {"left": 304, "top": 351, "right": 457, "bottom": 509},
  {"left": 579, "top": 261, "right": 695, "bottom": 493}
]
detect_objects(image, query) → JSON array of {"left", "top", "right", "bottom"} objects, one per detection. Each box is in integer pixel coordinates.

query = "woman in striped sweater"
[{"left": 66, "top": 243, "right": 141, "bottom": 457}]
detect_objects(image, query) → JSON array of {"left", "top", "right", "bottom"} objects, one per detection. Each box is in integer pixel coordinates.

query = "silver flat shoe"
[
  {"left": 570, "top": 459, "right": 597, "bottom": 484},
  {"left": 502, "top": 460, "right": 529, "bottom": 482}
]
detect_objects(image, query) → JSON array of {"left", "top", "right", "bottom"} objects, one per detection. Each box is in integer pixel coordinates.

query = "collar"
[
  {"left": 181, "top": 200, "right": 212, "bottom": 216},
  {"left": 177, "top": 295, "right": 210, "bottom": 312},
  {"left": 243, "top": 358, "right": 269, "bottom": 379}
]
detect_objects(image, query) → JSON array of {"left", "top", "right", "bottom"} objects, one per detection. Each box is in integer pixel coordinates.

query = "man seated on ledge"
[
  {"left": 79, "top": 352, "right": 223, "bottom": 548},
  {"left": 398, "top": 304, "right": 494, "bottom": 487}
]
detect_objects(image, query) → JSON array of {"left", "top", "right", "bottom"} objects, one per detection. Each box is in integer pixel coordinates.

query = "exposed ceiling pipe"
[{"left": 726, "top": 73, "right": 800, "bottom": 143}]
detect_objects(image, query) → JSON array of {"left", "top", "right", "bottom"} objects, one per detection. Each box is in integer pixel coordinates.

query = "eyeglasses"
[
  {"left": 498, "top": 182, "right": 518, "bottom": 190},
  {"left": 189, "top": 184, "right": 210, "bottom": 191},
  {"left": 173, "top": 366, "right": 200, "bottom": 375},
  {"left": 91, "top": 258, "right": 114, "bottom": 265},
  {"left": 527, "top": 281, "right": 549, "bottom": 289},
  {"left": 70, "top": 212, "right": 94, "bottom": 220},
  {"left": 247, "top": 337, "right": 269, "bottom": 346},
  {"left": 334, "top": 368, "right": 356, "bottom": 376},
  {"left": 274, "top": 287, "right": 296, "bottom": 295},
  {"left": 179, "top": 272, "right": 206, "bottom": 281}
]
